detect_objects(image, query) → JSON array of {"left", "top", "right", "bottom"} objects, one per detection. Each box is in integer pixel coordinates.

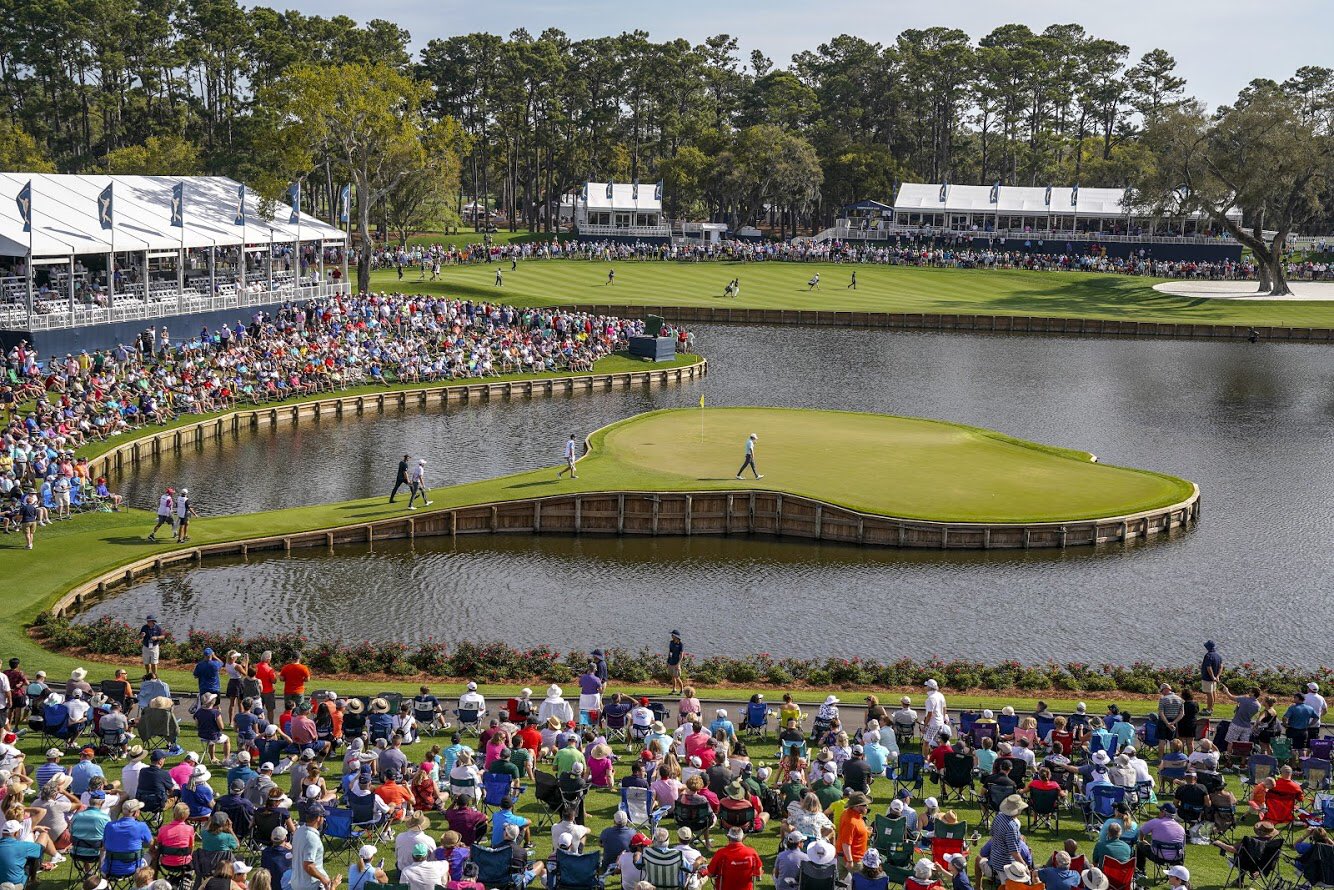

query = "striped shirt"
[
  {"left": 988, "top": 812, "right": 1023, "bottom": 875},
  {"left": 1158, "top": 694, "right": 1184, "bottom": 723}
]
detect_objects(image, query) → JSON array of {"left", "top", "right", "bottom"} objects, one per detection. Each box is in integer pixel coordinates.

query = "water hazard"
[{"left": 82, "top": 324, "right": 1334, "bottom": 665}]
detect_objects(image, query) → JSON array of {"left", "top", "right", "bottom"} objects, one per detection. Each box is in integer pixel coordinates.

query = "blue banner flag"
[
  {"left": 98, "top": 183, "right": 114, "bottom": 231},
  {"left": 288, "top": 181, "right": 301, "bottom": 224},
  {"left": 1071, "top": 184, "right": 1080, "bottom": 207},
  {"left": 338, "top": 184, "right": 351, "bottom": 224},
  {"left": 989, "top": 181, "right": 999, "bottom": 204},
  {"left": 170, "top": 182, "right": 185, "bottom": 228},
  {"left": 15, "top": 181, "right": 32, "bottom": 234},
  {"left": 605, "top": 181, "right": 613, "bottom": 200},
  {"left": 654, "top": 180, "right": 663, "bottom": 201},
  {"left": 234, "top": 184, "right": 246, "bottom": 225},
  {"left": 938, "top": 182, "right": 948, "bottom": 203},
  {"left": 1044, "top": 185, "right": 1052, "bottom": 207}
]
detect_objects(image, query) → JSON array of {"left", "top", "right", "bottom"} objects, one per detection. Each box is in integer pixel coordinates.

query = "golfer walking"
[
  {"left": 807, "top": 273, "right": 820, "bottom": 291},
  {"left": 389, "top": 454, "right": 410, "bottom": 503},
  {"left": 557, "top": 434, "right": 578, "bottom": 479},
  {"left": 407, "top": 459, "right": 433, "bottom": 509},
  {"left": 736, "top": 433, "right": 763, "bottom": 480}
]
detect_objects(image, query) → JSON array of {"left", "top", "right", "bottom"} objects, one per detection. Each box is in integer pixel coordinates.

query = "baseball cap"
[
  {"left": 2, "top": 821, "right": 21, "bottom": 835},
  {"left": 413, "top": 843, "right": 429, "bottom": 858},
  {"left": 359, "top": 845, "right": 377, "bottom": 860},
  {"left": 924, "top": 679, "right": 939, "bottom": 690},
  {"left": 786, "top": 831, "right": 804, "bottom": 844},
  {"left": 1166, "top": 866, "right": 1190, "bottom": 883},
  {"left": 558, "top": 833, "right": 573, "bottom": 849}
]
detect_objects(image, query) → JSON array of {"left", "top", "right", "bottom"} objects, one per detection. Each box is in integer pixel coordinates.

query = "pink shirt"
[
  {"left": 484, "top": 743, "right": 506, "bottom": 769},
  {"left": 169, "top": 761, "right": 196, "bottom": 789},
  {"left": 157, "top": 820, "right": 196, "bottom": 867},
  {"left": 588, "top": 756, "right": 613, "bottom": 787}
]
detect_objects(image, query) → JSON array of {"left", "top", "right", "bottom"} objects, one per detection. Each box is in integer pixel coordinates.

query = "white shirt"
[
  {"left": 551, "top": 820, "right": 590, "bottom": 851},
  {"left": 1305, "top": 692, "right": 1328, "bottom": 717},
  {"left": 924, "top": 691, "right": 946, "bottom": 727},
  {"left": 394, "top": 829, "right": 436, "bottom": 872},
  {"left": 458, "top": 691, "right": 486, "bottom": 712},
  {"left": 400, "top": 859, "right": 450, "bottom": 890},
  {"left": 1127, "top": 756, "right": 1152, "bottom": 784},
  {"left": 616, "top": 850, "right": 642, "bottom": 887},
  {"left": 538, "top": 697, "right": 574, "bottom": 725},
  {"left": 176, "top": 496, "right": 190, "bottom": 519},
  {"left": 157, "top": 494, "right": 173, "bottom": 516},
  {"left": 674, "top": 843, "right": 703, "bottom": 871},
  {"left": 630, "top": 706, "right": 654, "bottom": 727},
  {"left": 122, "top": 762, "right": 146, "bottom": 798},
  {"left": 66, "top": 699, "right": 90, "bottom": 723}
]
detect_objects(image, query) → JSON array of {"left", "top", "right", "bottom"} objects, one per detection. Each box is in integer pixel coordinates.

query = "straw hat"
[
  {"left": 999, "top": 794, "right": 1028, "bottom": 817},
  {"left": 126, "top": 745, "right": 146, "bottom": 761},
  {"left": 149, "top": 696, "right": 173, "bottom": 710},
  {"left": 70, "top": 668, "right": 87, "bottom": 681},
  {"left": 1081, "top": 869, "right": 1109, "bottom": 890},
  {"left": 545, "top": 716, "right": 561, "bottom": 730},
  {"left": 369, "top": 697, "right": 390, "bottom": 714},
  {"left": 345, "top": 698, "right": 365, "bottom": 715}
]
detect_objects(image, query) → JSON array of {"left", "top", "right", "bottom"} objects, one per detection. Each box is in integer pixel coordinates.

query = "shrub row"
[{"left": 34, "top": 614, "right": 1329, "bottom": 696}]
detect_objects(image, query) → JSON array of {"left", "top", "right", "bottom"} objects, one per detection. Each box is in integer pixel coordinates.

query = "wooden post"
[
  {"left": 685, "top": 495, "right": 692, "bottom": 536},
  {"left": 534, "top": 501, "right": 541, "bottom": 533},
  {"left": 574, "top": 497, "right": 582, "bottom": 533},
  {"left": 617, "top": 494, "right": 625, "bottom": 535}
]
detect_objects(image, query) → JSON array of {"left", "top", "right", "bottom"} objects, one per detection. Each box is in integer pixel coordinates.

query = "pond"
[{"left": 81, "top": 323, "right": 1334, "bottom": 665}]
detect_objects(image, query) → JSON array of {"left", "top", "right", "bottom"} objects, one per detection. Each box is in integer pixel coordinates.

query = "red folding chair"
[
  {"left": 1100, "top": 856, "right": 1135, "bottom": 890},
  {"left": 1050, "top": 731, "right": 1074, "bottom": 756},
  {"left": 1266, "top": 787, "right": 1302, "bottom": 836}
]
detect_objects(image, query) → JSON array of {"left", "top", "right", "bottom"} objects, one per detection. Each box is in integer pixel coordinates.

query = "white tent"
[
  {"left": 582, "top": 182, "right": 663, "bottom": 213},
  {"left": 893, "top": 182, "right": 1240, "bottom": 222},
  {"left": 0, "top": 173, "right": 345, "bottom": 257}
]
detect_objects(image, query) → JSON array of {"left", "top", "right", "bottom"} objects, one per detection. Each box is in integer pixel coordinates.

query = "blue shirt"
[
  {"left": 1200, "top": 651, "right": 1222, "bottom": 681},
  {"left": 667, "top": 639, "right": 683, "bottom": 666},
  {"left": 193, "top": 659, "right": 222, "bottom": 694},
  {"left": 34, "top": 762, "right": 64, "bottom": 789},
  {"left": 228, "top": 765, "right": 258, "bottom": 789},
  {"left": 863, "top": 743, "right": 889, "bottom": 776},
  {"left": 491, "top": 809, "right": 529, "bottom": 847},
  {"left": 1285, "top": 703, "right": 1317, "bottom": 730},
  {"left": 70, "top": 759, "right": 104, "bottom": 795},
  {"left": 103, "top": 817, "right": 154, "bottom": 874},
  {"left": 0, "top": 837, "right": 42, "bottom": 884},
  {"left": 181, "top": 782, "right": 215, "bottom": 818},
  {"left": 1037, "top": 868, "right": 1081, "bottom": 890}
]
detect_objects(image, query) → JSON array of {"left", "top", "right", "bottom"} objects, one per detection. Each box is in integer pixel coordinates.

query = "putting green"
[{"left": 568, "top": 407, "right": 1194, "bottom": 523}]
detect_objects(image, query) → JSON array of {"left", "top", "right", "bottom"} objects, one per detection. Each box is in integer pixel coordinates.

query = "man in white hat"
[
  {"left": 985, "top": 795, "right": 1028, "bottom": 883},
  {"left": 921, "top": 680, "right": 947, "bottom": 755},
  {"left": 1002, "top": 862, "right": 1032, "bottom": 884},
  {"left": 1165, "top": 865, "right": 1190, "bottom": 889},
  {"left": 735, "top": 433, "right": 763, "bottom": 480},
  {"left": 406, "top": 459, "right": 432, "bottom": 510},
  {"left": 0, "top": 818, "right": 44, "bottom": 881},
  {"left": 1305, "top": 682, "right": 1328, "bottom": 720}
]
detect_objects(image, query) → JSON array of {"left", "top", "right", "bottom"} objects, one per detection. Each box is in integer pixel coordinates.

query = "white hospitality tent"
[
  {"left": 0, "top": 172, "right": 348, "bottom": 333},
  {"left": 576, "top": 181, "right": 669, "bottom": 237}
]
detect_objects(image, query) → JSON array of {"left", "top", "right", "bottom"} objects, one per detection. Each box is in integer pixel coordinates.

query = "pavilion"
[{"left": 574, "top": 181, "right": 669, "bottom": 240}]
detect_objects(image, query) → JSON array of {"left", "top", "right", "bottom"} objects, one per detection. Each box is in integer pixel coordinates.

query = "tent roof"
[
  {"left": 583, "top": 182, "right": 662, "bottom": 212},
  {"left": 0, "top": 173, "right": 346, "bottom": 258},
  {"left": 840, "top": 199, "right": 894, "bottom": 213},
  {"left": 894, "top": 182, "right": 1243, "bottom": 221}
]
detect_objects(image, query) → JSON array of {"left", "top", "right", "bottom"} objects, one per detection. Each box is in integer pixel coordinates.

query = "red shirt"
[
  {"left": 929, "top": 744, "right": 952, "bottom": 770},
  {"left": 705, "top": 840, "right": 763, "bottom": 890},
  {"left": 279, "top": 663, "right": 310, "bottom": 694},
  {"left": 255, "top": 662, "right": 276, "bottom": 694},
  {"left": 516, "top": 727, "right": 541, "bottom": 753}
]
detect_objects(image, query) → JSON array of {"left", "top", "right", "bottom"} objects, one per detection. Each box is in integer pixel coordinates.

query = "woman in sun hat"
[
  {"left": 1001, "top": 862, "right": 1033, "bottom": 889},
  {"left": 1080, "top": 868, "right": 1109, "bottom": 890},
  {"left": 538, "top": 685, "right": 574, "bottom": 726}
]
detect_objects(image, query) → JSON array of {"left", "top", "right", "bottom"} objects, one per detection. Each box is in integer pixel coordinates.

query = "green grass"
[
  {"left": 13, "top": 713, "right": 1252, "bottom": 890},
  {"left": 369, "top": 260, "right": 1334, "bottom": 327}
]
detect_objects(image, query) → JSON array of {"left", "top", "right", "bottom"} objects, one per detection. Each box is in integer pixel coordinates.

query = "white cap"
[
  {"left": 467, "top": 682, "right": 477, "bottom": 691},
  {"left": 3, "top": 821, "right": 21, "bottom": 835},
  {"left": 359, "top": 845, "right": 377, "bottom": 860},
  {"left": 232, "top": 863, "right": 252, "bottom": 876},
  {"left": 716, "top": 708, "right": 727, "bottom": 717},
  {"left": 1309, "top": 683, "right": 1319, "bottom": 692},
  {"left": 824, "top": 695, "right": 839, "bottom": 705},
  {"left": 925, "top": 679, "right": 939, "bottom": 690},
  {"left": 181, "top": 488, "right": 188, "bottom": 495},
  {"left": 1166, "top": 866, "right": 1190, "bottom": 884},
  {"left": 418, "top": 459, "right": 426, "bottom": 465},
  {"left": 558, "top": 832, "right": 574, "bottom": 849}
]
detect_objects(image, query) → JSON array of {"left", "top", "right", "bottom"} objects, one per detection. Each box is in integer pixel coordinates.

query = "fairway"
[
  {"left": 577, "top": 407, "right": 1194, "bottom": 523},
  {"left": 372, "top": 257, "right": 1334, "bottom": 327}
]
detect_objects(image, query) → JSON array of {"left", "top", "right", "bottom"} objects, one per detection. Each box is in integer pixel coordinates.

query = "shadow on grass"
[
  {"left": 504, "top": 480, "right": 561, "bottom": 490},
  {"left": 103, "top": 536, "right": 158, "bottom": 546}
]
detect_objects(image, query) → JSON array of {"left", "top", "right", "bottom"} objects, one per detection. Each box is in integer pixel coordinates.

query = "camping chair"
[
  {"left": 1145, "top": 839, "right": 1185, "bottom": 883},
  {"left": 1266, "top": 787, "right": 1302, "bottom": 836},
  {"left": 781, "top": 739, "right": 809, "bottom": 761},
  {"left": 1311, "top": 737, "right": 1334, "bottom": 762},
  {"left": 1088, "top": 734, "right": 1117, "bottom": 761},
  {"left": 99, "top": 679, "right": 130, "bottom": 712},
  {"left": 979, "top": 783, "right": 1012, "bottom": 832},
  {"left": 1068, "top": 714, "right": 1090, "bottom": 735},
  {"left": 1224, "top": 741, "right": 1253, "bottom": 774},
  {"left": 450, "top": 773, "right": 479, "bottom": 802},
  {"left": 320, "top": 806, "right": 357, "bottom": 861},
  {"left": 549, "top": 849, "right": 603, "bottom": 890},
  {"left": 348, "top": 793, "right": 391, "bottom": 843},
  {"left": 1302, "top": 758, "right": 1332, "bottom": 792},
  {"left": 1271, "top": 737, "right": 1295, "bottom": 766},
  {"left": 1246, "top": 754, "right": 1279, "bottom": 788},
  {"left": 620, "top": 786, "right": 669, "bottom": 833},
  {"left": 797, "top": 860, "right": 839, "bottom": 890},
  {"left": 894, "top": 721, "right": 917, "bottom": 752},
  {"left": 672, "top": 799, "right": 714, "bottom": 846},
  {"left": 997, "top": 715, "right": 1019, "bottom": 738},
  {"left": 891, "top": 753, "right": 926, "bottom": 795},
  {"left": 1027, "top": 788, "right": 1061, "bottom": 832},
  {"left": 411, "top": 699, "right": 440, "bottom": 736},
  {"left": 742, "top": 702, "right": 771, "bottom": 740},
  {"left": 973, "top": 723, "right": 998, "bottom": 748},
  {"left": 98, "top": 723, "right": 129, "bottom": 759},
  {"left": 1087, "top": 786, "right": 1126, "bottom": 833},
  {"left": 940, "top": 752, "right": 976, "bottom": 803},
  {"left": 1140, "top": 721, "right": 1159, "bottom": 749},
  {"left": 718, "top": 802, "right": 756, "bottom": 835},
  {"left": 639, "top": 846, "right": 687, "bottom": 890},
  {"left": 875, "top": 814, "right": 914, "bottom": 884},
  {"left": 602, "top": 708, "right": 629, "bottom": 745},
  {"left": 1292, "top": 842, "right": 1334, "bottom": 889},
  {"left": 68, "top": 829, "right": 103, "bottom": 881},
  {"left": 1212, "top": 803, "right": 1239, "bottom": 844},
  {"left": 1099, "top": 856, "right": 1135, "bottom": 890},
  {"left": 931, "top": 820, "right": 968, "bottom": 870},
  {"left": 40, "top": 700, "right": 78, "bottom": 748},
  {"left": 137, "top": 705, "right": 179, "bottom": 752},
  {"left": 958, "top": 713, "right": 979, "bottom": 740},
  {"left": 1049, "top": 732, "right": 1075, "bottom": 757},
  {"left": 470, "top": 844, "right": 523, "bottom": 890},
  {"left": 1036, "top": 717, "right": 1056, "bottom": 742},
  {"left": 533, "top": 772, "right": 565, "bottom": 831},
  {"left": 456, "top": 705, "right": 485, "bottom": 735},
  {"left": 482, "top": 772, "right": 522, "bottom": 814},
  {"left": 1224, "top": 835, "right": 1284, "bottom": 889}
]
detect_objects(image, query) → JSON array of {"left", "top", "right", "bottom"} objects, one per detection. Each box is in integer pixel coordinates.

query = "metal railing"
[
  {"left": 2, "top": 281, "right": 351, "bottom": 332},
  {"left": 575, "top": 223, "right": 672, "bottom": 238},
  {"left": 821, "top": 221, "right": 1238, "bottom": 246}
]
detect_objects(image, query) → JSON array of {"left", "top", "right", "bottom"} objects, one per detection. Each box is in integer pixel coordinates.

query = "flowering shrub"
[{"left": 31, "top": 614, "right": 1332, "bottom": 695}]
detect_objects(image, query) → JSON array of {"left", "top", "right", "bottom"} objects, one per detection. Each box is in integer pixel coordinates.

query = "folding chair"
[
  {"left": 1245, "top": 754, "right": 1279, "bottom": 788},
  {"left": 1292, "top": 842, "right": 1334, "bottom": 889},
  {"left": 1224, "top": 741, "right": 1253, "bottom": 775},
  {"left": 639, "top": 846, "right": 687, "bottom": 890},
  {"left": 1099, "top": 856, "right": 1135, "bottom": 890},
  {"left": 456, "top": 706, "right": 485, "bottom": 735},
  {"left": 68, "top": 831, "right": 102, "bottom": 881},
  {"left": 1027, "top": 788, "right": 1061, "bottom": 832},
  {"left": 1036, "top": 716, "right": 1056, "bottom": 742},
  {"left": 797, "top": 860, "right": 838, "bottom": 890},
  {"left": 620, "top": 785, "right": 669, "bottom": 833},
  {"left": 1140, "top": 721, "right": 1159, "bottom": 749},
  {"left": 781, "top": 739, "right": 808, "bottom": 761},
  {"left": 320, "top": 807, "right": 358, "bottom": 861},
  {"left": 1266, "top": 787, "right": 1302, "bottom": 837},
  {"left": 931, "top": 820, "right": 968, "bottom": 870},
  {"left": 997, "top": 715, "right": 1019, "bottom": 739},
  {"left": 742, "top": 702, "right": 771, "bottom": 740},
  {"left": 940, "top": 752, "right": 976, "bottom": 803},
  {"left": 482, "top": 772, "right": 521, "bottom": 814},
  {"left": 1301, "top": 757, "right": 1331, "bottom": 792},
  {"left": 532, "top": 771, "right": 565, "bottom": 831},
  {"left": 1224, "top": 836, "right": 1284, "bottom": 889},
  {"left": 1049, "top": 731, "right": 1074, "bottom": 757},
  {"left": 99, "top": 679, "right": 129, "bottom": 711},
  {"left": 958, "top": 713, "right": 979, "bottom": 740},
  {"left": 469, "top": 844, "right": 523, "bottom": 890},
  {"left": 374, "top": 692, "right": 404, "bottom": 713},
  {"left": 891, "top": 753, "right": 926, "bottom": 795},
  {"left": 549, "top": 850, "right": 604, "bottom": 890},
  {"left": 973, "top": 723, "right": 998, "bottom": 748},
  {"left": 1088, "top": 733, "right": 1117, "bottom": 761},
  {"left": 1311, "top": 737, "right": 1334, "bottom": 762},
  {"left": 979, "top": 783, "right": 1012, "bottom": 832},
  {"left": 1211, "top": 803, "right": 1239, "bottom": 844},
  {"left": 1087, "top": 786, "right": 1126, "bottom": 833},
  {"left": 411, "top": 699, "right": 440, "bottom": 736},
  {"left": 98, "top": 724, "right": 129, "bottom": 759},
  {"left": 1271, "top": 737, "right": 1294, "bottom": 765},
  {"left": 671, "top": 799, "right": 714, "bottom": 843},
  {"left": 602, "top": 708, "right": 629, "bottom": 745}
]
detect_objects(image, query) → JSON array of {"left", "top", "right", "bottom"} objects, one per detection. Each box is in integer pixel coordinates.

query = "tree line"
[{"left": 0, "top": 4, "right": 1330, "bottom": 292}]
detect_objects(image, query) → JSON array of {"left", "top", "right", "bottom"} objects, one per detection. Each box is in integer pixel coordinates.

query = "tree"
[
  {"left": 0, "top": 119, "right": 56, "bottom": 171},
  {"left": 384, "top": 118, "right": 467, "bottom": 244},
  {"left": 266, "top": 62, "right": 437, "bottom": 293},
  {"left": 104, "top": 134, "right": 201, "bottom": 174},
  {"left": 1126, "top": 49, "right": 1186, "bottom": 120},
  {"left": 1135, "top": 82, "right": 1334, "bottom": 295}
]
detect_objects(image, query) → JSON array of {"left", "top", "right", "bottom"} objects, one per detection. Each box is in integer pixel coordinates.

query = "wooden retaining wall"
[
  {"left": 85, "top": 359, "right": 708, "bottom": 482},
  {"left": 53, "top": 486, "right": 1200, "bottom": 617},
  {"left": 563, "top": 304, "right": 1334, "bottom": 343}
]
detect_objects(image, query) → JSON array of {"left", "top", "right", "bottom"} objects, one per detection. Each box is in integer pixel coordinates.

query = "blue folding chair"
[
  {"left": 471, "top": 844, "right": 523, "bottom": 890},
  {"left": 1088, "top": 732, "right": 1117, "bottom": 761},
  {"left": 1140, "top": 720, "right": 1159, "bottom": 748},
  {"left": 781, "top": 739, "right": 808, "bottom": 760},
  {"left": 1244, "top": 754, "right": 1278, "bottom": 787},
  {"left": 997, "top": 714, "right": 1019, "bottom": 738},
  {"left": 320, "top": 806, "right": 357, "bottom": 860},
  {"left": 890, "top": 753, "right": 925, "bottom": 794},
  {"left": 1088, "top": 785, "right": 1127, "bottom": 829},
  {"left": 1067, "top": 713, "right": 1089, "bottom": 734},
  {"left": 548, "top": 849, "right": 604, "bottom": 890},
  {"left": 743, "top": 702, "right": 771, "bottom": 739},
  {"left": 1036, "top": 716, "right": 1056, "bottom": 742},
  {"left": 482, "top": 771, "right": 523, "bottom": 813},
  {"left": 958, "top": 712, "right": 979, "bottom": 740},
  {"left": 620, "top": 785, "right": 669, "bottom": 833}
]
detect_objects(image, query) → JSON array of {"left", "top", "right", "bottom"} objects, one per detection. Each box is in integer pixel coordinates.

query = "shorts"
[
  {"left": 1286, "top": 727, "right": 1310, "bottom": 748},
  {"left": 20, "top": 521, "right": 35, "bottom": 531},
  {"left": 1158, "top": 722, "right": 1179, "bottom": 741},
  {"left": 924, "top": 722, "right": 944, "bottom": 747},
  {"left": 1200, "top": 681, "right": 1217, "bottom": 693},
  {"left": 226, "top": 678, "right": 243, "bottom": 698},
  {"left": 1224, "top": 722, "right": 1252, "bottom": 745},
  {"left": 55, "top": 491, "right": 70, "bottom": 507},
  {"left": 142, "top": 645, "right": 160, "bottom": 665},
  {"left": 285, "top": 692, "right": 306, "bottom": 708},
  {"left": 261, "top": 692, "right": 276, "bottom": 712},
  {"left": 669, "top": 663, "right": 681, "bottom": 678}
]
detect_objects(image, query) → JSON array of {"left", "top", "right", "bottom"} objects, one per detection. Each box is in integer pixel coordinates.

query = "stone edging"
[
  {"left": 560, "top": 303, "right": 1334, "bottom": 343},
  {"left": 53, "top": 485, "right": 1200, "bottom": 618},
  {"left": 83, "top": 359, "right": 708, "bottom": 482}
]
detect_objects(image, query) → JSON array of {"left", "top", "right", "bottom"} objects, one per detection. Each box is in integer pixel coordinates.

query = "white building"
[
  {"left": 0, "top": 172, "right": 348, "bottom": 338},
  {"left": 574, "top": 181, "right": 669, "bottom": 238}
]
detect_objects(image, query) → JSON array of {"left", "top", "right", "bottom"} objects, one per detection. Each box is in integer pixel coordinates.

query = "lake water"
[{"left": 82, "top": 324, "right": 1334, "bottom": 665}]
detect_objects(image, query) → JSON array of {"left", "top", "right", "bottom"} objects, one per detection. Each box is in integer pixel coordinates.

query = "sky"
[{"left": 281, "top": 0, "right": 1329, "bottom": 111}]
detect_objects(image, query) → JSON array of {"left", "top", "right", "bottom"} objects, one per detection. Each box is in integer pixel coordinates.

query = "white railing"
[
  {"left": 4, "top": 281, "right": 351, "bottom": 332},
  {"left": 825, "top": 222, "right": 1237, "bottom": 246},
  {"left": 576, "top": 223, "right": 672, "bottom": 238}
]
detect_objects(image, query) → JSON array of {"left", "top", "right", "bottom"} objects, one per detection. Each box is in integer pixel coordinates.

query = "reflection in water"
[{"left": 90, "top": 325, "right": 1334, "bottom": 665}]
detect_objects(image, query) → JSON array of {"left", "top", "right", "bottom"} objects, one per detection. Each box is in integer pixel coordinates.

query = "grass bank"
[{"left": 369, "top": 260, "right": 1334, "bottom": 327}]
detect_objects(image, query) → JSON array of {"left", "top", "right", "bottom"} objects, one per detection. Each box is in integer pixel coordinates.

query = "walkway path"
[{"left": 1153, "top": 279, "right": 1334, "bottom": 300}]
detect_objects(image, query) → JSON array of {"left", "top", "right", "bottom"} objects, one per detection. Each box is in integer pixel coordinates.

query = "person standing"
[
  {"left": 140, "top": 615, "right": 165, "bottom": 680},
  {"left": 848, "top": 271, "right": 857, "bottom": 290},
  {"left": 389, "top": 455, "right": 410, "bottom": 503},
  {"left": 1200, "top": 642, "right": 1222, "bottom": 716},
  {"left": 557, "top": 435, "right": 578, "bottom": 479},
  {"left": 606, "top": 268, "right": 615, "bottom": 286},
  {"left": 921, "top": 679, "right": 947, "bottom": 755},
  {"left": 494, "top": 268, "right": 503, "bottom": 287},
  {"left": 667, "top": 631, "right": 684, "bottom": 694},
  {"left": 293, "top": 804, "right": 340, "bottom": 890},
  {"left": 174, "top": 488, "right": 197, "bottom": 543},
  {"left": 1156, "top": 684, "right": 1185, "bottom": 757},
  {"left": 147, "top": 488, "right": 175, "bottom": 541},
  {"left": 17, "top": 492, "right": 39, "bottom": 550},
  {"left": 735, "top": 433, "right": 762, "bottom": 480},
  {"left": 407, "top": 459, "right": 433, "bottom": 510}
]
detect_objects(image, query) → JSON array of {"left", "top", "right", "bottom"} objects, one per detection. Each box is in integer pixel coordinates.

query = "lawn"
[{"left": 369, "top": 260, "right": 1334, "bottom": 328}]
